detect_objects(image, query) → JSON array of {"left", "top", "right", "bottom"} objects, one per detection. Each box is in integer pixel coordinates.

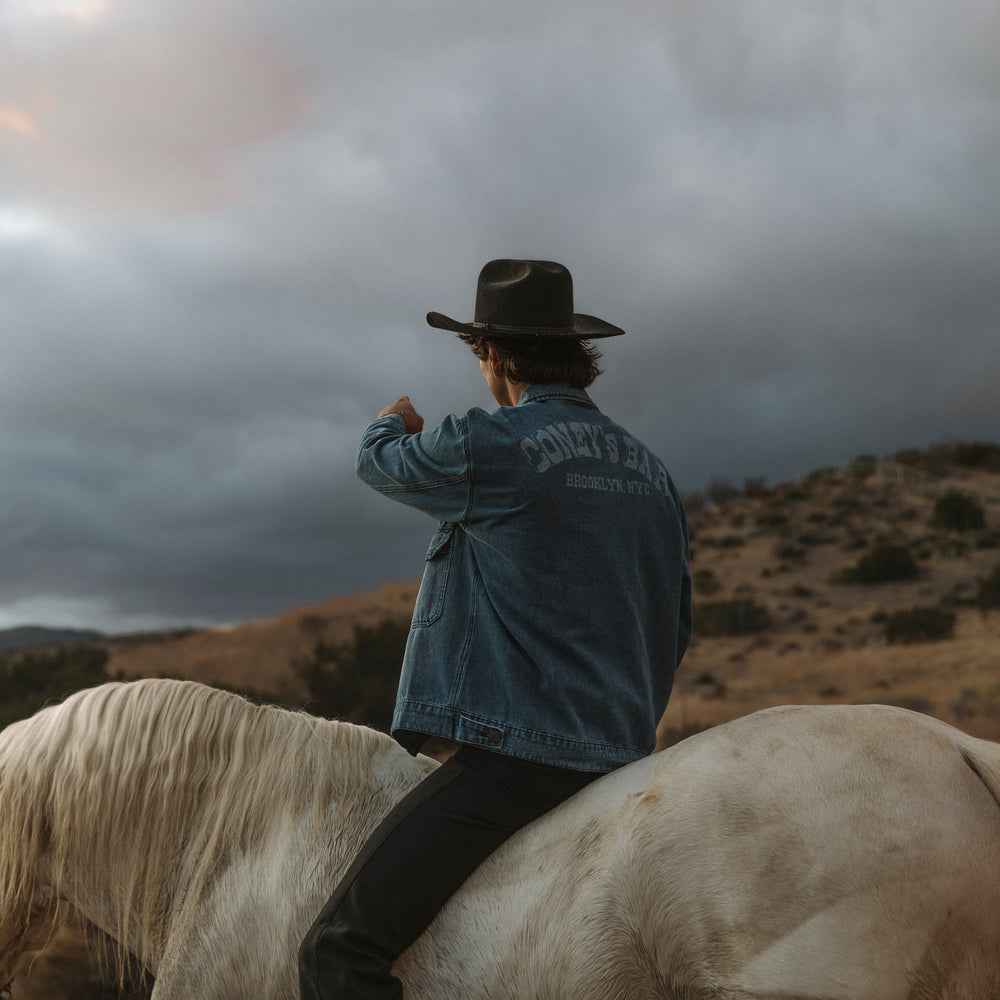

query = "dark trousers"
[{"left": 298, "top": 744, "right": 601, "bottom": 1000}]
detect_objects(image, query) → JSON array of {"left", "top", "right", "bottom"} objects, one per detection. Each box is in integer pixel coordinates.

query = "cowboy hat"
[{"left": 426, "top": 259, "right": 624, "bottom": 339}]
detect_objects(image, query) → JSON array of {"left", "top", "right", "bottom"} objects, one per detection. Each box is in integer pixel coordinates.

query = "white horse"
[{"left": 2, "top": 678, "right": 999, "bottom": 999}]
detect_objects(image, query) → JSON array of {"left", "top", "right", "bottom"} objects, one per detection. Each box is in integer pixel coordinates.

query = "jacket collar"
[{"left": 515, "top": 384, "right": 597, "bottom": 409}]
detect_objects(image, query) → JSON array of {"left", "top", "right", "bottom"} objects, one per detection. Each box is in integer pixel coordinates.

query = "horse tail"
[{"left": 957, "top": 734, "right": 1000, "bottom": 812}]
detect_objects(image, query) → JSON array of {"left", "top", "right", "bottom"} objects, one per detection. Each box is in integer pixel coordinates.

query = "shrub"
[
  {"left": 705, "top": 477, "right": 741, "bottom": 504},
  {"left": 975, "top": 531, "right": 1000, "bottom": 550},
  {"left": 700, "top": 534, "right": 745, "bottom": 549},
  {"left": 693, "top": 568, "right": 721, "bottom": 594},
  {"left": 0, "top": 645, "right": 114, "bottom": 730},
  {"left": 893, "top": 447, "right": 925, "bottom": 467},
  {"left": 839, "top": 542, "right": 919, "bottom": 583},
  {"left": 931, "top": 491, "right": 986, "bottom": 533},
  {"left": 696, "top": 598, "right": 772, "bottom": 637},
  {"left": 952, "top": 442, "right": 1000, "bottom": 469},
  {"left": 743, "top": 476, "right": 772, "bottom": 499},
  {"left": 798, "top": 530, "right": 835, "bottom": 546},
  {"left": 884, "top": 606, "right": 956, "bottom": 644},
  {"left": 978, "top": 566, "right": 1000, "bottom": 611},
  {"left": 774, "top": 543, "right": 806, "bottom": 561},
  {"left": 683, "top": 491, "right": 706, "bottom": 513},
  {"left": 951, "top": 683, "right": 1000, "bottom": 720},
  {"left": 294, "top": 618, "right": 409, "bottom": 731},
  {"left": 755, "top": 507, "right": 788, "bottom": 528},
  {"left": 801, "top": 466, "right": 840, "bottom": 488},
  {"left": 850, "top": 454, "right": 878, "bottom": 479}
]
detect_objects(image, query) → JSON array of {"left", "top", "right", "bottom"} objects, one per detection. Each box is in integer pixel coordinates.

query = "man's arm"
[{"left": 355, "top": 400, "right": 471, "bottom": 523}]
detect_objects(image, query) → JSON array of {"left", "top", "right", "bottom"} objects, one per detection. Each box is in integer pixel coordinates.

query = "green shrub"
[
  {"left": 840, "top": 542, "right": 919, "bottom": 583},
  {"left": 978, "top": 566, "right": 1000, "bottom": 611},
  {"left": 952, "top": 442, "right": 1000, "bottom": 469},
  {"left": 696, "top": 598, "right": 772, "bottom": 637},
  {"left": 693, "top": 568, "right": 721, "bottom": 594},
  {"left": 0, "top": 645, "right": 113, "bottom": 730},
  {"left": 931, "top": 491, "right": 986, "bottom": 533},
  {"left": 774, "top": 543, "right": 806, "bottom": 561},
  {"left": 850, "top": 454, "right": 878, "bottom": 479},
  {"left": 893, "top": 447, "right": 926, "bottom": 468},
  {"left": 798, "top": 530, "right": 835, "bottom": 546},
  {"left": 975, "top": 531, "right": 1000, "bottom": 550},
  {"left": 700, "top": 534, "right": 745, "bottom": 549},
  {"left": 743, "top": 477, "right": 772, "bottom": 499},
  {"left": 294, "top": 618, "right": 409, "bottom": 731},
  {"left": 755, "top": 507, "right": 788, "bottom": 528},
  {"left": 705, "top": 477, "right": 741, "bottom": 504},
  {"left": 951, "top": 683, "right": 1000, "bottom": 720},
  {"left": 884, "top": 606, "right": 956, "bottom": 644}
]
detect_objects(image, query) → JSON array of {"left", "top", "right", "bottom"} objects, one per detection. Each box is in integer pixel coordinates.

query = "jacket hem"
[{"left": 392, "top": 701, "right": 646, "bottom": 771}]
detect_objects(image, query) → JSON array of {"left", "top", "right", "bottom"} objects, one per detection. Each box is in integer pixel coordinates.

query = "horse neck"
[{"left": 33, "top": 687, "right": 434, "bottom": 971}]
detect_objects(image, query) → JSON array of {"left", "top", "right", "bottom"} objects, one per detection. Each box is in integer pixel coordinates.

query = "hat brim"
[{"left": 426, "top": 311, "right": 624, "bottom": 339}]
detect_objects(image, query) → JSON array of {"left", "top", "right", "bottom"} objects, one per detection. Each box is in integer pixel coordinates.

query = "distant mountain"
[{"left": 0, "top": 626, "right": 104, "bottom": 652}]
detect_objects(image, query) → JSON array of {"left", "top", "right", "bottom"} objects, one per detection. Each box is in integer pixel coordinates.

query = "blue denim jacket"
[{"left": 355, "top": 384, "right": 692, "bottom": 771}]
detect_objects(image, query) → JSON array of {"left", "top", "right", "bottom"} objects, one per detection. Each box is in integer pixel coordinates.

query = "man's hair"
[{"left": 459, "top": 334, "right": 603, "bottom": 389}]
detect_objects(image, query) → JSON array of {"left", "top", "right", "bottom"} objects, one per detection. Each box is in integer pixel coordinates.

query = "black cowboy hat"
[{"left": 426, "top": 259, "right": 624, "bottom": 339}]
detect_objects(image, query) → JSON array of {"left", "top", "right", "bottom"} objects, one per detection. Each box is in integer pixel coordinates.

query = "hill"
[
  {"left": 660, "top": 448, "right": 1000, "bottom": 743},
  {"left": 0, "top": 625, "right": 103, "bottom": 651},
  {"left": 101, "top": 442, "right": 1000, "bottom": 743},
  {"left": 105, "top": 579, "right": 421, "bottom": 701}
]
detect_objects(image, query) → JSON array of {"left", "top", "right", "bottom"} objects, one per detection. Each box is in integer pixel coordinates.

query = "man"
[{"left": 299, "top": 259, "right": 692, "bottom": 1000}]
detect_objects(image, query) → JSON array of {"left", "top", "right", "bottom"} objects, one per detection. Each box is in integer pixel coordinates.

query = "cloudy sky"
[{"left": 2, "top": 0, "right": 998, "bottom": 633}]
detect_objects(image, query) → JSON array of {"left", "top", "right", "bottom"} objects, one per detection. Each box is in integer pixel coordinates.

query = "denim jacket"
[{"left": 355, "top": 384, "right": 692, "bottom": 771}]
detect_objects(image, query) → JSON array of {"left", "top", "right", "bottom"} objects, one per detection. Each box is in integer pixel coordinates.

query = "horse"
[{"left": 2, "top": 678, "right": 999, "bottom": 999}]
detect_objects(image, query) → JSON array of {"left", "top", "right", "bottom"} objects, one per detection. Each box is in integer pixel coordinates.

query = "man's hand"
[{"left": 378, "top": 395, "right": 424, "bottom": 434}]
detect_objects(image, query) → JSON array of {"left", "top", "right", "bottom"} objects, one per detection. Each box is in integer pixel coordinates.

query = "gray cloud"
[{"left": 1, "top": 0, "right": 998, "bottom": 631}]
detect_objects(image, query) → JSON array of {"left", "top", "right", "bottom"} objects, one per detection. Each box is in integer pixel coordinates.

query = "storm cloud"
[{"left": 2, "top": 0, "right": 998, "bottom": 631}]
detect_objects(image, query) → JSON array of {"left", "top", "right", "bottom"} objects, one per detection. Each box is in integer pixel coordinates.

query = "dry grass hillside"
[
  {"left": 107, "top": 579, "right": 421, "bottom": 700},
  {"left": 659, "top": 452, "right": 1000, "bottom": 744},
  {"left": 105, "top": 443, "right": 1000, "bottom": 746}
]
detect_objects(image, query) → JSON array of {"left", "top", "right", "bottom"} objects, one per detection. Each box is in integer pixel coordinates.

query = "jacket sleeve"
[{"left": 355, "top": 413, "right": 471, "bottom": 522}]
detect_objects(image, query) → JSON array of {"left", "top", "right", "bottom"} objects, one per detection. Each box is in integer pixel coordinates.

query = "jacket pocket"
[{"left": 411, "top": 523, "right": 455, "bottom": 627}]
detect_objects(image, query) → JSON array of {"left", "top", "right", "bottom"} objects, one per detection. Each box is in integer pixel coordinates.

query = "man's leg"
[{"left": 298, "top": 746, "right": 599, "bottom": 1000}]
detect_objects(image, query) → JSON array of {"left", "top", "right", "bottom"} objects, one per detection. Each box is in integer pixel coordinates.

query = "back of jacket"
[{"left": 355, "top": 384, "right": 692, "bottom": 771}]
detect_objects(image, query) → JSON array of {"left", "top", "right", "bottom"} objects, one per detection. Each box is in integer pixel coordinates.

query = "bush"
[
  {"left": 294, "top": 618, "right": 409, "bottom": 731},
  {"left": 884, "top": 606, "right": 956, "bottom": 644},
  {"left": 850, "top": 454, "right": 878, "bottom": 479},
  {"left": 699, "top": 534, "right": 745, "bottom": 549},
  {"left": 801, "top": 466, "right": 840, "bottom": 489},
  {"left": 755, "top": 507, "right": 788, "bottom": 528},
  {"left": 840, "top": 542, "right": 919, "bottom": 583},
  {"left": 693, "top": 568, "right": 721, "bottom": 595},
  {"left": 696, "top": 598, "right": 772, "bottom": 637},
  {"left": 743, "top": 477, "right": 772, "bottom": 499},
  {"left": 951, "top": 683, "right": 1000, "bottom": 720},
  {"left": 952, "top": 442, "right": 1000, "bottom": 469},
  {"left": 774, "top": 543, "right": 806, "bottom": 561},
  {"left": 931, "top": 491, "right": 986, "bottom": 533},
  {"left": 0, "top": 645, "right": 113, "bottom": 730},
  {"left": 705, "top": 477, "right": 741, "bottom": 504},
  {"left": 978, "top": 566, "right": 1000, "bottom": 611}
]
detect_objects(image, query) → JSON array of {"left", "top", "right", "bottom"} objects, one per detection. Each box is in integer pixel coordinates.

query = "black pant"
[{"left": 298, "top": 744, "right": 601, "bottom": 1000}]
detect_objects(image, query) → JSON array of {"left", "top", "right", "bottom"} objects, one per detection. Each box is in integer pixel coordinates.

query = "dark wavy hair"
[{"left": 459, "top": 334, "right": 603, "bottom": 389}]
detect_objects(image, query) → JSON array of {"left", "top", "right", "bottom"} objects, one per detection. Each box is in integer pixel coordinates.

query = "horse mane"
[{"left": 0, "top": 678, "right": 413, "bottom": 975}]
